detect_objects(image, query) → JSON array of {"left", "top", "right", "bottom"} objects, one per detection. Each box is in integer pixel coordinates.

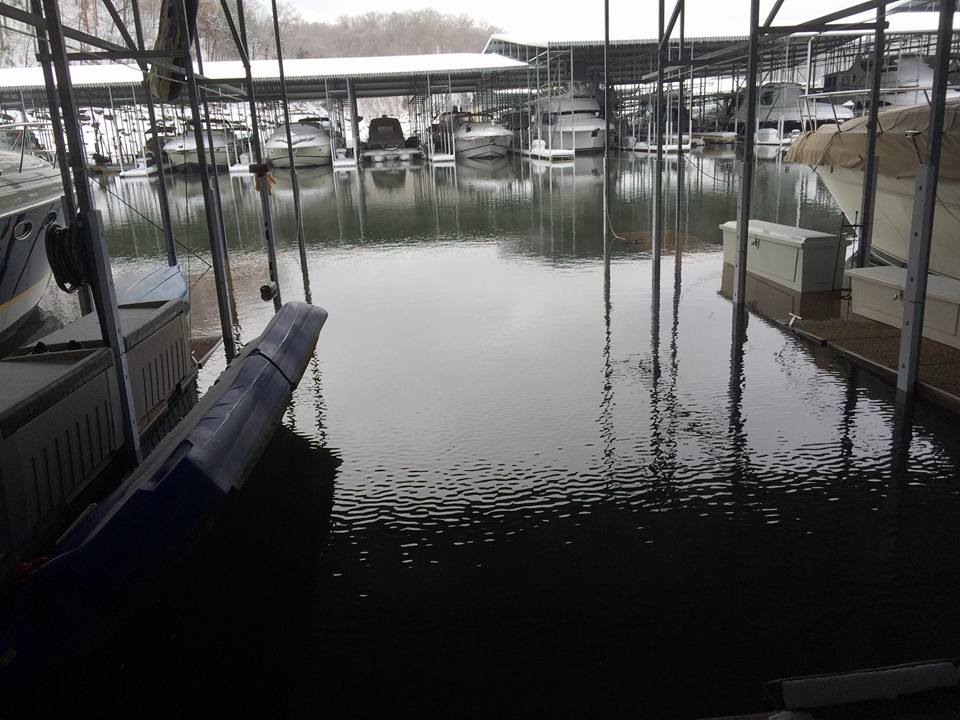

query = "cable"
[{"left": 90, "top": 175, "right": 211, "bottom": 269}]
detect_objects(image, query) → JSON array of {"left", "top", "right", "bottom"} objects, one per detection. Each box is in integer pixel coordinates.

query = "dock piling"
[{"left": 896, "top": 0, "right": 956, "bottom": 401}]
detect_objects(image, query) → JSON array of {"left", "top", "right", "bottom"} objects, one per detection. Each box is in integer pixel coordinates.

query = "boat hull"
[
  {"left": 819, "top": 166, "right": 960, "bottom": 279},
  {"left": 454, "top": 134, "right": 511, "bottom": 161},
  {"left": 0, "top": 196, "right": 58, "bottom": 343},
  {"left": 265, "top": 143, "right": 332, "bottom": 168},
  {"left": 164, "top": 145, "right": 234, "bottom": 170}
]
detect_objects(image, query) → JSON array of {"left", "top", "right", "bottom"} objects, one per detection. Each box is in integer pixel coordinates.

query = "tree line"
[{"left": 0, "top": 1, "right": 500, "bottom": 67}]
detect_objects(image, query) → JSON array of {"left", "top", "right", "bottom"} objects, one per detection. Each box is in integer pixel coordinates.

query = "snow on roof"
[
  {"left": 0, "top": 52, "right": 527, "bottom": 90},
  {"left": 482, "top": 11, "right": 958, "bottom": 50}
]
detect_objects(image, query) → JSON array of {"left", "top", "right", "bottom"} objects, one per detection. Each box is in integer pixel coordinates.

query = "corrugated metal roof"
[{"left": 0, "top": 52, "right": 527, "bottom": 91}]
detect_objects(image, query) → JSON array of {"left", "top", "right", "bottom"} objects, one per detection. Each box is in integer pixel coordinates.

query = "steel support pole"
[
  {"left": 346, "top": 78, "right": 361, "bottom": 166},
  {"left": 855, "top": 3, "right": 886, "bottom": 269},
  {"left": 29, "top": 0, "right": 93, "bottom": 314},
  {"left": 270, "top": 0, "right": 305, "bottom": 299},
  {"left": 602, "top": 0, "right": 609, "bottom": 238},
  {"left": 733, "top": 0, "right": 761, "bottom": 309},
  {"left": 131, "top": 0, "right": 176, "bottom": 266},
  {"left": 179, "top": 0, "right": 236, "bottom": 361},
  {"left": 654, "top": 0, "right": 665, "bottom": 284},
  {"left": 39, "top": 0, "right": 142, "bottom": 465},
  {"left": 237, "top": 0, "right": 283, "bottom": 311},
  {"left": 896, "top": 0, "right": 955, "bottom": 400}
]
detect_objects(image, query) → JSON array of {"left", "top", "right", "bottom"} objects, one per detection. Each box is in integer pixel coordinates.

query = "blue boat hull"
[{"left": 0, "top": 301, "right": 327, "bottom": 689}]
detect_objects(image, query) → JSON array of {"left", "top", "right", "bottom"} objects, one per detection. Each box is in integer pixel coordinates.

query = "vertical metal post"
[
  {"left": 39, "top": 0, "right": 142, "bottom": 465},
  {"left": 733, "top": 0, "right": 760, "bottom": 309},
  {"left": 236, "top": 0, "right": 284, "bottom": 311},
  {"left": 654, "top": 0, "right": 665, "bottom": 284},
  {"left": 896, "top": 0, "right": 955, "bottom": 400},
  {"left": 270, "top": 0, "right": 306, "bottom": 299},
  {"left": 546, "top": 49, "right": 552, "bottom": 151},
  {"left": 29, "top": 0, "right": 93, "bottom": 314},
  {"left": 602, "top": 0, "right": 609, "bottom": 237},
  {"left": 131, "top": 0, "right": 176, "bottom": 266},
  {"left": 346, "top": 78, "right": 361, "bottom": 166},
  {"left": 179, "top": 0, "right": 237, "bottom": 361},
  {"left": 856, "top": 3, "right": 886, "bottom": 268},
  {"left": 325, "top": 79, "right": 338, "bottom": 161}
]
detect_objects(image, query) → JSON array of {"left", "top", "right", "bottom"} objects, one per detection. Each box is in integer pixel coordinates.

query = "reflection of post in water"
[
  {"left": 728, "top": 305, "right": 748, "bottom": 482},
  {"left": 332, "top": 170, "right": 345, "bottom": 243},
  {"left": 599, "top": 155, "right": 616, "bottom": 483},
  {"left": 354, "top": 169, "right": 367, "bottom": 241},
  {"left": 867, "top": 401, "right": 912, "bottom": 656},
  {"left": 649, "top": 263, "right": 663, "bottom": 487}
]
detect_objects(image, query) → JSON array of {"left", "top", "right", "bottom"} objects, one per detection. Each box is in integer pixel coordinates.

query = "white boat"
[
  {"left": 735, "top": 82, "right": 854, "bottom": 131},
  {"left": 525, "top": 81, "right": 609, "bottom": 152},
  {"left": 163, "top": 125, "right": 236, "bottom": 170},
  {"left": 0, "top": 150, "right": 61, "bottom": 342},
  {"left": 786, "top": 99, "right": 960, "bottom": 279},
  {"left": 433, "top": 112, "right": 512, "bottom": 161},
  {"left": 823, "top": 54, "right": 960, "bottom": 110},
  {"left": 265, "top": 117, "right": 332, "bottom": 168}
]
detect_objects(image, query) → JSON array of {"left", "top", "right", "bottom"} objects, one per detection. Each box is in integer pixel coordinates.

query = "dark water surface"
[{"left": 41, "top": 152, "right": 960, "bottom": 718}]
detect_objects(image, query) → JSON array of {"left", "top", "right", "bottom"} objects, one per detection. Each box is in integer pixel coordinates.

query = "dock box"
[
  {"left": 0, "top": 349, "right": 122, "bottom": 558},
  {"left": 16, "top": 300, "right": 191, "bottom": 433},
  {"left": 846, "top": 266, "right": 960, "bottom": 350},
  {"left": 720, "top": 220, "right": 848, "bottom": 293}
]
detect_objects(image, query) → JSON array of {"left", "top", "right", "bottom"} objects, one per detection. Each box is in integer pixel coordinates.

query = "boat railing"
[{"left": 798, "top": 85, "right": 960, "bottom": 131}]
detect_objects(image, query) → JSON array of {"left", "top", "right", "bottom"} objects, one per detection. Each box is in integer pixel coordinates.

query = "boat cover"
[{"left": 784, "top": 98, "right": 960, "bottom": 179}]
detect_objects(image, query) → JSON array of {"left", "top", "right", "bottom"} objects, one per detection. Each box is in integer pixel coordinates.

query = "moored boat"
[
  {"left": 785, "top": 98, "right": 960, "bottom": 278},
  {"left": 265, "top": 117, "right": 332, "bottom": 168},
  {"left": 0, "top": 150, "right": 61, "bottom": 343},
  {"left": 432, "top": 111, "right": 512, "bottom": 161},
  {"left": 163, "top": 122, "right": 237, "bottom": 170}
]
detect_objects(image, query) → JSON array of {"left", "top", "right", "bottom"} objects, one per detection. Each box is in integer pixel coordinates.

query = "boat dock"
[{"left": 0, "top": 0, "right": 958, "bottom": 716}]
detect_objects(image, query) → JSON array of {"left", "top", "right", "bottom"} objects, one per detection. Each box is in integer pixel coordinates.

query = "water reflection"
[{"left": 56, "top": 149, "right": 960, "bottom": 718}]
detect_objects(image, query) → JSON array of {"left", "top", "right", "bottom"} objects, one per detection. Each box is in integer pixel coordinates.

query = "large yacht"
[
  {"left": 432, "top": 111, "right": 513, "bottom": 161},
  {"left": 265, "top": 117, "right": 332, "bottom": 168},
  {"left": 525, "top": 81, "right": 609, "bottom": 152},
  {"left": 786, "top": 99, "right": 960, "bottom": 279},
  {"left": 823, "top": 54, "right": 960, "bottom": 109},
  {"left": 0, "top": 149, "right": 61, "bottom": 341}
]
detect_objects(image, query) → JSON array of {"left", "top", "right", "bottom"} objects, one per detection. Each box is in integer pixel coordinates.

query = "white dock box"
[
  {"left": 720, "top": 220, "right": 848, "bottom": 293},
  {"left": 846, "top": 266, "right": 960, "bottom": 350}
]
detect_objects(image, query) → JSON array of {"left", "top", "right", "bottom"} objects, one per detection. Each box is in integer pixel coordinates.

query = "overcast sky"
[{"left": 283, "top": 0, "right": 882, "bottom": 42}]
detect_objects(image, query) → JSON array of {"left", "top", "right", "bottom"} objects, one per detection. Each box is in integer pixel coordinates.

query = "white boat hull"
[
  {"left": 819, "top": 166, "right": 960, "bottom": 280},
  {"left": 165, "top": 145, "right": 234, "bottom": 169},
  {"left": 266, "top": 143, "right": 332, "bottom": 168},
  {"left": 544, "top": 127, "right": 606, "bottom": 152},
  {"left": 454, "top": 134, "right": 511, "bottom": 161}
]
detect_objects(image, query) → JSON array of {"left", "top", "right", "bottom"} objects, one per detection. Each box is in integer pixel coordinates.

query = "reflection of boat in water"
[
  {"left": 0, "top": 150, "right": 61, "bottom": 343},
  {"left": 455, "top": 157, "right": 517, "bottom": 189},
  {"left": 265, "top": 117, "right": 332, "bottom": 168},
  {"left": 432, "top": 111, "right": 512, "bottom": 161},
  {"left": 786, "top": 99, "right": 960, "bottom": 279}
]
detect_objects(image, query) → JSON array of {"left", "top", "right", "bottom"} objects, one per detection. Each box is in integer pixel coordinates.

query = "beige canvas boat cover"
[{"left": 784, "top": 98, "right": 960, "bottom": 180}]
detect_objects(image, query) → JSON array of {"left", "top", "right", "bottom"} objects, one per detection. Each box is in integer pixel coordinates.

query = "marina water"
[{"left": 35, "top": 151, "right": 960, "bottom": 717}]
